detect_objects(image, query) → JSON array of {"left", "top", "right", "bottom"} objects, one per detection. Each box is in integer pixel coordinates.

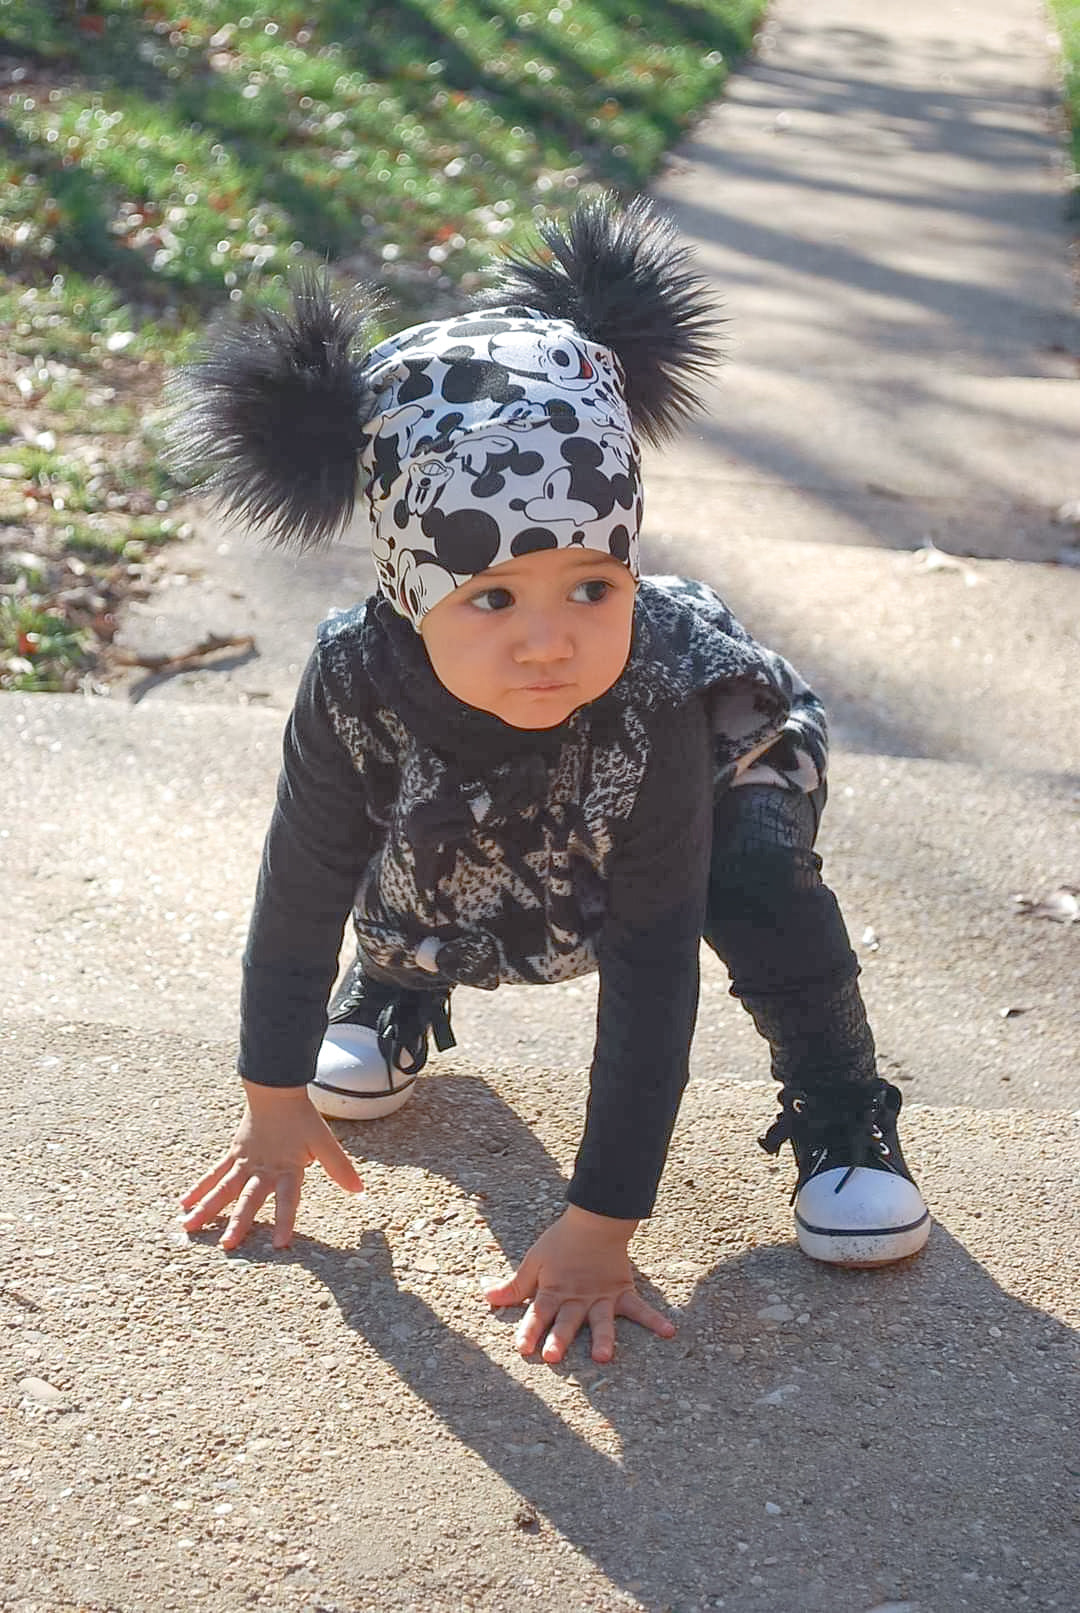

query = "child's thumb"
[
  {"left": 316, "top": 1134, "right": 364, "bottom": 1194},
  {"left": 484, "top": 1270, "right": 529, "bottom": 1308}
]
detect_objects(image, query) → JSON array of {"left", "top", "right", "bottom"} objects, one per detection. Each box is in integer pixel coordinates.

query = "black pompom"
[
  {"left": 166, "top": 271, "right": 385, "bottom": 548},
  {"left": 479, "top": 193, "right": 722, "bottom": 444}
]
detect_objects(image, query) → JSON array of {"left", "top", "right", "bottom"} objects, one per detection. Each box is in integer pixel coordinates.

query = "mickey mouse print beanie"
[{"left": 170, "top": 195, "right": 721, "bottom": 630}]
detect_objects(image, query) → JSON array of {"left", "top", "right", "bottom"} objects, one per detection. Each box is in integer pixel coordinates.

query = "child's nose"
[{"left": 513, "top": 611, "right": 573, "bottom": 663}]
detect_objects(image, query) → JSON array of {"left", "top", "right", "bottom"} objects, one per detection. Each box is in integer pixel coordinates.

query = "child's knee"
[
  {"left": 712, "top": 783, "right": 819, "bottom": 857},
  {"left": 708, "top": 843, "right": 824, "bottom": 920},
  {"left": 709, "top": 785, "right": 824, "bottom": 912}
]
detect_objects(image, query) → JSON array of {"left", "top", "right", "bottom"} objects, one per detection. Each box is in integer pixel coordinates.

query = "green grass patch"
[
  {"left": 1, "top": 0, "right": 765, "bottom": 689},
  {"left": 1049, "top": 1, "right": 1080, "bottom": 191},
  {"left": 1, "top": 1, "right": 762, "bottom": 311},
  {"left": 0, "top": 589, "right": 93, "bottom": 690}
]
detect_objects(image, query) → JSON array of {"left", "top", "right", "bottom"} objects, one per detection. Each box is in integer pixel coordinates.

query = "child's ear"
[
  {"left": 164, "top": 271, "right": 388, "bottom": 549},
  {"left": 476, "top": 193, "right": 724, "bottom": 446}
]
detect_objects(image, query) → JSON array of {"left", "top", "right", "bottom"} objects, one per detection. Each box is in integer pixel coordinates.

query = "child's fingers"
[
  {"left": 219, "top": 1175, "right": 273, "bottom": 1250},
  {"left": 312, "top": 1129, "right": 364, "bottom": 1194},
  {"left": 272, "top": 1173, "right": 302, "bottom": 1250},
  {"left": 515, "top": 1294, "right": 559, "bottom": 1357},
  {"left": 179, "top": 1153, "right": 235, "bottom": 1211},
  {"left": 485, "top": 1251, "right": 539, "bottom": 1309},
  {"left": 540, "top": 1300, "right": 590, "bottom": 1364},
  {"left": 615, "top": 1288, "right": 677, "bottom": 1339},
  {"left": 484, "top": 1270, "right": 531, "bottom": 1309},
  {"left": 586, "top": 1301, "right": 618, "bottom": 1365},
  {"left": 181, "top": 1163, "right": 247, "bottom": 1231}
]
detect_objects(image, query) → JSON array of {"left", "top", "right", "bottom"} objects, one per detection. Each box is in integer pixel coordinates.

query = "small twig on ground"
[
  {"left": 1, "top": 1282, "right": 43, "bottom": 1312},
  {"left": 112, "top": 631, "right": 255, "bottom": 674},
  {"left": 909, "top": 540, "right": 979, "bottom": 586}
]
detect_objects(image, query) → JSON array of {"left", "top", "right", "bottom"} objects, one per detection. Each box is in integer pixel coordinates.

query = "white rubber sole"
[
  {"left": 308, "top": 1023, "right": 417, "bottom": 1121},
  {"left": 308, "top": 1075, "right": 415, "bottom": 1121},
  {"left": 795, "top": 1211, "right": 931, "bottom": 1267},
  {"left": 794, "top": 1165, "right": 931, "bottom": 1267}
]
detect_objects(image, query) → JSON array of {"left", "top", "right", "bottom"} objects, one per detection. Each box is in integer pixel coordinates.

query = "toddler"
[{"left": 176, "top": 197, "right": 929, "bottom": 1365}]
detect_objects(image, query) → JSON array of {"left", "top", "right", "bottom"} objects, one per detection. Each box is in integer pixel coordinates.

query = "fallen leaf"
[
  {"left": 513, "top": 1503, "right": 540, "bottom": 1534},
  {"left": 909, "top": 540, "right": 978, "bottom": 586},
  {"left": 1012, "top": 886, "right": 1078, "bottom": 924}
]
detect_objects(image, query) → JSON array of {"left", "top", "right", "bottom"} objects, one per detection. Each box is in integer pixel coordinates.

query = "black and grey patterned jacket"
[
  {"left": 319, "top": 576, "right": 825, "bottom": 991},
  {"left": 239, "top": 577, "right": 827, "bottom": 1218}
]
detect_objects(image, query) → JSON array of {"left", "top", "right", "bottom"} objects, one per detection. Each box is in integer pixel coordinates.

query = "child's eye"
[
  {"left": 469, "top": 586, "right": 515, "bottom": 612},
  {"left": 570, "top": 578, "right": 611, "bottom": 604}
]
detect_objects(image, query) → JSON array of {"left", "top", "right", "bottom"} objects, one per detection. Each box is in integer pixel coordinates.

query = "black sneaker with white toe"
[
  {"left": 309, "top": 963, "right": 455, "bottom": 1121},
  {"left": 759, "top": 1077, "right": 930, "bottom": 1267}
]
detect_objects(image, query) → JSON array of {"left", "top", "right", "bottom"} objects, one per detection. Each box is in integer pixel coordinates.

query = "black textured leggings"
[{"left": 703, "top": 784, "right": 877, "bottom": 1090}]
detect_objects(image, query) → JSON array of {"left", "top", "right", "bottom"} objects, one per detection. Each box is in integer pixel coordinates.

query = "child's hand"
[
  {"left": 179, "top": 1081, "right": 363, "bottom": 1250},
  {"left": 485, "top": 1205, "right": 676, "bottom": 1365}
]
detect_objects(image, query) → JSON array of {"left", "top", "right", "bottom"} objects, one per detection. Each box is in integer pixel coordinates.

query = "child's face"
[{"left": 419, "top": 546, "right": 637, "bottom": 729}]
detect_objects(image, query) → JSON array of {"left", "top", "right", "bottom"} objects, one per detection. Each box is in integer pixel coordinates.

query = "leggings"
[{"left": 703, "top": 784, "right": 877, "bottom": 1090}]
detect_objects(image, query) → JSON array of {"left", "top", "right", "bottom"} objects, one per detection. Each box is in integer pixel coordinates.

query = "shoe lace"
[
  {"left": 332, "top": 974, "right": 456, "bottom": 1075},
  {"left": 758, "top": 1077, "right": 902, "bottom": 1203},
  {"left": 374, "top": 987, "right": 456, "bottom": 1075}
]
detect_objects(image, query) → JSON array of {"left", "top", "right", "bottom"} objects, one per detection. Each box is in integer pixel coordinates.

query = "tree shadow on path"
[{"left": 652, "top": 19, "right": 1080, "bottom": 581}]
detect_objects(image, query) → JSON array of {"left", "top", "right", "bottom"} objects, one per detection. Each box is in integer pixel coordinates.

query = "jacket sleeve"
[
  {"left": 707, "top": 591, "right": 828, "bottom": 795},
  {"left": 658, "top": 576, "right": 828, "bottom": 794},
  {"left": 566, "top": 696, "right": 714, "bottom": 1219},
  {"left": 237, "top": 650, "right": 378, "bottom": 1088}
]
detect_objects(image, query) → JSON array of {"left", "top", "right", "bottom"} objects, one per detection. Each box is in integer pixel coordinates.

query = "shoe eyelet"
[
  {"left": 792, "top": 1097, "right": 806, "bottom": 1114},
  {"left": 877, "top": 1141, "right": 891, "bottom": 1158}
]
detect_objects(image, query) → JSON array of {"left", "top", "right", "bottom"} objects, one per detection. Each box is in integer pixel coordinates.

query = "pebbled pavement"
[
  {"left": 4, "top": 0, "right": 1079, "bottom": 1609},
  {"left": 1, "top": 1018, "right": 1077, "bottom": 1613}
]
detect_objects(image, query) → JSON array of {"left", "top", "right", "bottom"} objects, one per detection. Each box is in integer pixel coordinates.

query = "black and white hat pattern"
[
  {"left": 169, "top": 195, "right": 721, "bottom": 621},
  {"left": 360, "top": 307, "right": 643, "bottom": 627}
]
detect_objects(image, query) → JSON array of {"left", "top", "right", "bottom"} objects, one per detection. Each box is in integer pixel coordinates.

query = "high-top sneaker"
[
  {"left": 310, "top": 964, "right": 455, "bottom": 1121},
  {"left": 759, "top": 1077, "right": 930, "bottom": 1266}
]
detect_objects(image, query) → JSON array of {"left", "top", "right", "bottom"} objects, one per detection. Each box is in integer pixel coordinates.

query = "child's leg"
[
  {"left": 704, "top": 784, "right": 929, "bottom": 1266},
  {"left": 703, "top": 784, "right": 876, "bottom": 1090}
]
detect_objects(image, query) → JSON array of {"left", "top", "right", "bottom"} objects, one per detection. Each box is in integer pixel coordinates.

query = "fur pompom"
[
  {"left": 166, "top": 271, "right": 384, "bottom": 548},
  {"left": 479, "top": 193, "right": 722, "bottom": 444}
]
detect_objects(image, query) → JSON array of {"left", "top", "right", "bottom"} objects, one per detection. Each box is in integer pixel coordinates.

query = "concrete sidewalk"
[
  {"left": 649, "top": 0, "right": 1080, "bottom": 563},
  {"left": 3, "top": 1, "right": 1079, "bottom": 1610},
  {"left": 4, "top": 696, "right": 1076, "bottom": 1613},
  {"left": 2, "top": 1018, "right": 1077, "bottom": 1613}
]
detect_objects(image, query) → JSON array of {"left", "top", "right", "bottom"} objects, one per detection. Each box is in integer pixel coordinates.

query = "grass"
[
  {"left": 1050, "top": 0, "right": 1080, "bottom": 196},
  {"left": 0, "top": 590, "right": 93, "bottom": 690},
  {"left": 1, "top": 0, "right": 765, "bottom": 691}
]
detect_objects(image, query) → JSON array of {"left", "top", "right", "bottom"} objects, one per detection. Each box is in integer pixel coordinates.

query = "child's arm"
[
  {"left": 182, "top": 649, "right": 375, "bottom": 1246},
  {"left": 485, "top": 1206, "right": 674, "bottom": 1365},
  {"left": 237, "top": 651, "right": 376, "bottom": 1094},
  {"left": 181, "top": 1081, "right": 362, "bottom": 1249},
  {"left": 485, "top": 888, "right": 705, "bottom": 1362},
  {"left": 488, "top": 700, "right": 714, "bottom": 1362}
]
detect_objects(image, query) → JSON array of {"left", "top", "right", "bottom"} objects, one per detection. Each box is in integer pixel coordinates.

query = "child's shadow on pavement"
[{"left": 256, "top": 1072, "right": 1077, "bottom": 1611}]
